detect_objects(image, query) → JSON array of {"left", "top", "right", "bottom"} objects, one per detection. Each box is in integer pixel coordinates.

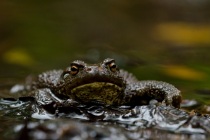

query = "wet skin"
[{"left": 32, "top": 58, "right": 181, "bottom": 108}]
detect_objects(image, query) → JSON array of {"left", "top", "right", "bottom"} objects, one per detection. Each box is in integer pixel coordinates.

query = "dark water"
[
  {"left": 1, "top": 0, "right": 210, "bottom": 139},
  {"left": 0, "top": 95, "right": 210, "bottom": 140}
]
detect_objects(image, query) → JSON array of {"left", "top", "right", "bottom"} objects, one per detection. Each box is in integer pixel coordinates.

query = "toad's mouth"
[{"left": 69, "top": 82, "right": 124, "bottom": 105}]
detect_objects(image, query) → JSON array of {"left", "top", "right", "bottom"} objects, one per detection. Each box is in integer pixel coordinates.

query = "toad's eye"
[
  {"left": 109, "top": 62, "right": 117, "bottom": 72},
  {"left": 70, "top": 65, "right": 79, "bottom": 75}
]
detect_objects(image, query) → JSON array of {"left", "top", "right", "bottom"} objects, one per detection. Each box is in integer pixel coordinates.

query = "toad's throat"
[{"left": 70, "top": 82, "right": 123, "bottom": 105}]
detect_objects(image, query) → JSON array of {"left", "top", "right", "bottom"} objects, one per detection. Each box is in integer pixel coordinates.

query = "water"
[{"left": 0, "top": 92, "right": 210, "bottom": 139}]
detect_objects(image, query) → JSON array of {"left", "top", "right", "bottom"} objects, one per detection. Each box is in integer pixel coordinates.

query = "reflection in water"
[{"left": 0, "top": 97, "right": 210, "bottom": 139}]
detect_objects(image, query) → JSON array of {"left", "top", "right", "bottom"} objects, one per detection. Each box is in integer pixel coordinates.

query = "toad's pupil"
[
  {"left": 109, "top": 63, "right": 117, "bottom": 72},
  {"left": 111, "top": 64, "right": 116, "bottom": 68},
  {"left": 71, "top": 67, "right": 78, "bottom": 72},
  {"left": 70, "top": 66, "right": 79, "bottom": 75}
]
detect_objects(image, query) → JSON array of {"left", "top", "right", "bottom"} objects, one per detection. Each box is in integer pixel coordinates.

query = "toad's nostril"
[{"left": 87, "top": 68, "right": 92, "bottom": 71}]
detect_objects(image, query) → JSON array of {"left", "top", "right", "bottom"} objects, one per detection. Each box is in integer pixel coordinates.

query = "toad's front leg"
[
  {"left": 31, "top": 88, "right": 79, "bottom": 114},
  {"left": 124, "top": 81, "right": 182, "bottom": 108}
]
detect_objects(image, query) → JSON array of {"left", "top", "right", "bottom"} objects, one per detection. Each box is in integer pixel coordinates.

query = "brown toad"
[{"left": 31, "top": 58, "right": 181, "bottom": 108}]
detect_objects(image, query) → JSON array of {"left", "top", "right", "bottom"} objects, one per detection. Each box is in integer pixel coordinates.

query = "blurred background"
[{"left": 0, "top": 0, "right": 210, "bottom": 104}]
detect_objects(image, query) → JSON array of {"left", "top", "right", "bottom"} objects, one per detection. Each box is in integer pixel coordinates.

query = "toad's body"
[{"left": 32, "top": 58, "right": 181, "bottom": 108}]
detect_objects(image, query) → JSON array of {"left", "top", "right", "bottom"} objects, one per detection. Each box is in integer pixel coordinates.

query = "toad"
[{"left": 30, "top": 58, "right": 181, "bottom": 108}]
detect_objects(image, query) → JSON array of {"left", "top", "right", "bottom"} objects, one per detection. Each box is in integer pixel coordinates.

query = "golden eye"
[
  {"left": 70, "top": 65, "right": 79, "bottom": 75},
  {"left": 109, "top": 62, "right": 117, "bottom": 72}
]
